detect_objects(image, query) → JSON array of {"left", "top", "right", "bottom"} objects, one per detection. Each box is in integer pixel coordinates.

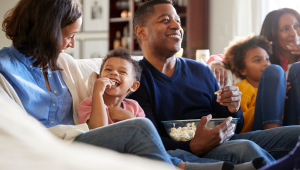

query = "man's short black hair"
[
  {"left": 133, "top": 0, "right": 173, "bottom": 44},
  {"left": 100, "top": 48, "right": 143, "bottom": 82}
]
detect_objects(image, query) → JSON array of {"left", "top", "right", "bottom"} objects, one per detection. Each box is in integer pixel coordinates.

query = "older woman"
[{"left": 0, "top": 0, "right": 172, "bottom": 164}]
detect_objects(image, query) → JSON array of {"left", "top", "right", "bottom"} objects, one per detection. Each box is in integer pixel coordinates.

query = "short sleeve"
[{"left": 78, "top": 96, "right": 93, "bottom": 124}]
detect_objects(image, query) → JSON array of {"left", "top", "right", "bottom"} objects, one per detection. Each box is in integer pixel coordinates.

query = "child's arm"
[
  {"left": 108, "top": 106, "right": 135, "bottom": 122},
  {"left": 88, "top": 77, "right": 112, "bottom": 129}
]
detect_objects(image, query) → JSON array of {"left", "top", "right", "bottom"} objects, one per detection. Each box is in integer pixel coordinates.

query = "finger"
[
  {"left": 222, "top": 86, "right": 239, "bottom": 93},
  {"left": 197, "top": 114, "right": 212, "bottom": 129},
  {"left": 223, "top": 131, "right": 235, "bottom": 143},
  {"left": 219, "top": 69, "right": 224, "bottom": 88},
  {"left": 219, "top": 96, "right": 241, "bottom": 103},
  {"left": 219, "top": 101, "right": 240, "bottom": 108},
  {"left": 224, "top": 69, "right": 228, "bottom": 86},
  {"left": 219, "top": 90, "right": 242, "bottom": 100},
  {"left": 217, "top": 117, "right": 232, "bottom": 131},
  {"left": 214, "top": 68, "right": 220, "bottom": 84},
  {"left": 291, "top": 51, "right": 300, "bottom": 55},
  {"left": 287, "top": 44, "right": 300, "bottom": 50}
]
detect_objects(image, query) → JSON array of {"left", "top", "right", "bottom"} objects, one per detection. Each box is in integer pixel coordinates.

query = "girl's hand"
[
  {"left": 108, "top": 106, "right": 135, "bottom": 122},
  {"left": 287, "top": 44, "right": 300, "bottom": 55},
  {"left": 93, "top": 76, "right": 112, "bottom": 96},
  {"left": 211, "top": 64, "right": 228, "bottom": 88},
  {"left": 286, "top": 82, "right": 291, "bottom": 100}
]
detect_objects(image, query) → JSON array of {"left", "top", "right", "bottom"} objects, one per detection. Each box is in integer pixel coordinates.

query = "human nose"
[
  {"left": 290, "top": 27, "right": 297, "bottom": 37},
  {"left": 170, "top": 18, "right": 181, "bottom": 30},
  {"left": 110, "top": 70, "right": 119, "bottom": 76}
]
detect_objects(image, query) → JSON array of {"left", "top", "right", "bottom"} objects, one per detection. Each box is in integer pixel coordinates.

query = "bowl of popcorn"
[{"left": 161, "top": 118, "right": 240, "bottom": 141}]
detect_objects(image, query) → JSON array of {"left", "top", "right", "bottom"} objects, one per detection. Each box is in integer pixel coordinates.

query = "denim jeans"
[
  {"left": 74, "top": 118, "right": 173, "bottom": 165},
  {"left": 253, "top": 64, "right": 300, "bottom": 130},
  {"left": 167, "top": 122, "right": 300, "bottom": 165},
  {"left": 253, "top": 64, "right": 286, "bottom": 130},
  {"left": 284, "top": 62, "right": 300, "bottom": 125}
]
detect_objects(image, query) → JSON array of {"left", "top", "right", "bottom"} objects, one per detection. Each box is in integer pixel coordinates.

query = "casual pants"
[
  {"left": 169, "top": 126, "right": 300, "bottom": 165},
  {"left": 74, "top": 118, "right": 173, "bottom": 165},
  {"left": 253, "top": 64, "right": 300, "bottom": 130}
]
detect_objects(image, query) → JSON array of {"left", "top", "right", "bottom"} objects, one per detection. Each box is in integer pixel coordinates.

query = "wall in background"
[
  {"left": 0, "top": 0, "right": 109, "bottom": 59},
  {"left": 0, "top": 0, "right": 19, "bottom": 48},
  {"left": 209, "top": 0, "right": 235, "bottom": 55}
]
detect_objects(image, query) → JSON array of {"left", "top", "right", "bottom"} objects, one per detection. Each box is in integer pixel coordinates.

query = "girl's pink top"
[{"left": 78, "top": 97, "right": 145, "bottom": 124}]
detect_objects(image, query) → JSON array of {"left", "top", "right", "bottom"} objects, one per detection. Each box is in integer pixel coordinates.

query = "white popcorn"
[{"left": 169, "top": 123, "right": 197, "bottom": 141}]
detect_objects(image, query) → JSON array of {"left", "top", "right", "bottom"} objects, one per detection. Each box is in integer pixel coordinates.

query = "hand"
[
  {"left": 93, "top": 76, "right": 112, "bottom": 96},
  {"left": 211, "top": 64, "right": 228, "bottom": 88},
  {"left": 108, "top": 106, "right": 135, "bottom": 122},
  {"left": 190, "top": 115, "right": 235, "bottom": 156},
  {"left": 216, "top": 86, "right": 241, "bottom": 113},
  {"left": 286, "top": 81, "right": 291, "bottom": 100},
  {"left": 287, "top": 44, "right": 300, "bottom": 55}
]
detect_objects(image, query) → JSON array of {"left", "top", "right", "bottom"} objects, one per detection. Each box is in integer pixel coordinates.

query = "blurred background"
[{"left": 0, "top": 0, "right": 299, "bottom": 60}]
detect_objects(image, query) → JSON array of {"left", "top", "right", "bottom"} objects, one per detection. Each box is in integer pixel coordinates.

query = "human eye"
[
  {"left": 105, "top": 68, "right": 111, "bottom": 71},
  {"left": 161, "top": 18, "right": 169, "bottom": 23},
  {"left": 294, "top": 24, "right": 300, "bottom": 29},
  {"left": 281, "top": 27, "right": 288, "bottom": 31},
  {"left": 120, "top": 71, "right": 127, "bottom": 74},
  {"left": 254, "top": 59, "right": 260, "bottom": 63},
  {"left": 68, "top": 35, "right": 75, "bottom": 39}
]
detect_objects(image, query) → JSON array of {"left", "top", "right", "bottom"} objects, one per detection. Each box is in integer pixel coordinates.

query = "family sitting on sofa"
[{"left": 1, "top": 0, "right": 300, "bottom": 169}]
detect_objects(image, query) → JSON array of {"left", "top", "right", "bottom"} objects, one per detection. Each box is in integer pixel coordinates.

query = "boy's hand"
[
  {"left": 286, "top": 81, "right": 291, "bottom": 99},
  {"left": 216, "top": 86, "right": 241, "bottom": 113},
  {"left": 93, "top": 76, "right": 112, "bottom": 96},
  {"left": 108, "top": 106, "right": 135, "bottom": 122}
]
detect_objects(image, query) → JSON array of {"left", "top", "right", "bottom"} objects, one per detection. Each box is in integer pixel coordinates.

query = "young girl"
[{"left": 223, "top": 35, "right": 300, "bottom": 133}]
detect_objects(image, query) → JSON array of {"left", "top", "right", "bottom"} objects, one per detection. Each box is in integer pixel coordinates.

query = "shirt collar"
[
  {"left": 278, "top": 52, "right": 288, "bottom": 72},
  {"left": 9, "top": 45, "right": 36, "bottom": 68}
]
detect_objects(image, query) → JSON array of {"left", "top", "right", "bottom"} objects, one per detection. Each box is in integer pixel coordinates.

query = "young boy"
[
  {"left": 78, "top": 48, "right": 144, "bottom": 128},
  {"left": 223, "top": 35, "right": 282, "bottom": 133}
]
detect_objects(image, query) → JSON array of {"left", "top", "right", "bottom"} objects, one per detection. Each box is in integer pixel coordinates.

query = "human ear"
[
  {"left": 135, "top": 25, "right": 147, "bottom": 40},
  {"left": 240, "top": 69, "right": 247, "bottom": 76},
  {"left": 129, "top": 81, "right": 140, "bottom": 92}
]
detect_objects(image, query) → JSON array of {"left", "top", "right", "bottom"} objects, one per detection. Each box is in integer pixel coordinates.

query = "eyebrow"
[
  {"left": 251, "top": 54, "right": 268, "bottom": 60},
  {"left": 251, "top": 55, "right": 261, "bottom": 60},
  {"left": 157, "top": 13, "right": 180, "bottom": 20}
]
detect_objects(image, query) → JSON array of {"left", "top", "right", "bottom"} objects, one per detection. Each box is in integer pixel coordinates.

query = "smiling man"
[{"left": 129, "top": 0, "right": 300, "bottom": 167}]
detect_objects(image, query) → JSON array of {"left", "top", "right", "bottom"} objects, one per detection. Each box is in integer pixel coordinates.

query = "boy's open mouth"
[{"left": 110, "top": 79, "right": 121, "bottom": 87}]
